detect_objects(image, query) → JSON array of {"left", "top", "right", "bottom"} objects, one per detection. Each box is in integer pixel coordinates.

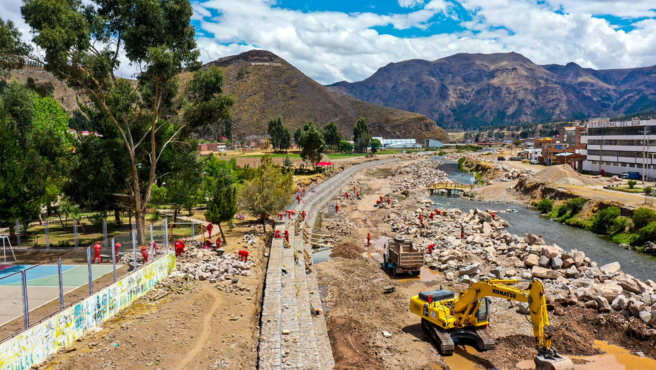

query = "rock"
[
  {"left": 524, "top": 254, "right": 540, "bottom": 267},
  {"left": 542, "top": 245, "right": 561, "bottom": 259},
  {"left": 491, "top": 266, "right": 504, "bottom": 279},
  {"left": 611, "top": 296, "right": 626, "bottom": 311},
  {"left": 525, "top": 233, "right": 544, "bottom": 245},
  {"left": 628, "top": 299, "right": 644, "bottom": 317},
  {"left": 619, "top": 277, "right": 644, "bottom": 294},
  {"left": 589, "top": 283, "right": 623, "bottom": 302},
  {"left": 565, "top": 267, "right": 579, "bottom": 278},
  {"left": 599, "top": 262, "right": 621, "bottom": 275},
  {"left": 282, "top": 330, "right": 291, "bottom": 335},
  {"left": 639, "top": 311, "right": 652, "bottom": 323},
  {"left": 459, "top": 263, "right": 480, "bottom": 276},
  {"left": 642, "top": 293, "right": 653, "bottom": 306},
  {"left": 585, "top": 300, "right": 599, "bottom": 309},
  {"left": 425, "top": 257, "right": 434, "bottom": 264},
  {"left": 562, "top": 258, "right": 575, "bottom": 268},
  {"left": 532, "top": 266, "right": 559, "bottom": 279},
  {"left": 538, "top": 255, "right": 550, "bottom": 268},
  {"left": 445, "top": 272, "right": 455, "bottom": 281},
  {"left": 505, "top": 269, "right": 517, "bottom": 277},
  {"left": 382, "top": 331, "right": 392, "bottom": 338},
  {"left": 519, "top": 302, "right": 530, "bottom": 314},
  {"left": 574, "top": 251, "right": 585, "bottom": 266},
  {"left": 551, "top": 257, "right": 563, "bottom": 269},
  {"left": 482, "top": 222, "right": 492, "bottom": 236},
  {"left": 596, "top": 297, "right": 612, "bottom": 312},
  {"left": 460, "top": 275, "right": 471, "bottom": 284},
  {"left": 571, "top": 278, "right": 594, "bottom": 288}
]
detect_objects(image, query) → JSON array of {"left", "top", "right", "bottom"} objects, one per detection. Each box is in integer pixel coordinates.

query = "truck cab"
[
  {"left": 621, "top": 171, "right": 640, "bottom": 179},
  {"left": 382, "top": 235, "right": 424, "bottom": 275}
]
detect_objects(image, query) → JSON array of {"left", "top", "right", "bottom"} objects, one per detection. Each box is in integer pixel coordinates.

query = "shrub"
[
  {"left": 645, "top": 186, "right": 653, "bottom": 196},
  {"left": 638, "top": 221, "right": 656, "bottom": 245},
  {"left": 591, "top": 206, "right": 621, "bottom": 235},
  {"left": 607, "top": 216, "right": 631, "bottom": 236},
  {"left": 536, "top": 198, "right": 553, "bottom": 214},
  {"left": 555, "top": 205, "right": 569, "bottom": 218},
  {"left": 566, "top": 198, "right": 586, "bottom": 215},
  {"left": 150, "top": 210, "right": 161, "bottom": 222},
  {"left": 628, "top": 180, "right": 637, "bottom": 189},
  {"left": 632, "top": 208, "right": 656, "bottom": 230},
  {"left": 457, "top": 157, "right": 467, "bottom": 170},
  {"left": 89, "top": 211, "right": 108, "bottom": 228}
]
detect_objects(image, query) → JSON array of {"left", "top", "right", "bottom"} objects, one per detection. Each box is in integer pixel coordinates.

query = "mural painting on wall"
[{"left": 0, "top": 253, "right": 175, "bottom": 370}]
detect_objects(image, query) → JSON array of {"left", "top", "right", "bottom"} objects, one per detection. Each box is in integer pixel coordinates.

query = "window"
[
  {"left": 621, "top": 163, "right": 627, "bottom": 167},
  {"left": 630, "top": 164, "right": 636, "bottom": 168}
]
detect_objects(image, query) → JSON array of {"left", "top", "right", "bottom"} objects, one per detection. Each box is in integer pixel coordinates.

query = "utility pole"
[{"left": 643, "top": 123, "right": 647, "bottom": 186}]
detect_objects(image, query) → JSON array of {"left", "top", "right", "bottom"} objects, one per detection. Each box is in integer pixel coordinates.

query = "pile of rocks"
[
  {"left": 176, "top": 248, "right": 253, "bottom": 283},
  {"left": 391, "top": 162, "right": 452, "bottom": 193},
  {"left": 320, "top": 217, "right": 355, "bottom": 237}
]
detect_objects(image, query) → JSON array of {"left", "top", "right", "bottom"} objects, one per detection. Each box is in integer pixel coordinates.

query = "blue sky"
[{"left": 2, "top": 0, "right": 656, "bottom": 84}]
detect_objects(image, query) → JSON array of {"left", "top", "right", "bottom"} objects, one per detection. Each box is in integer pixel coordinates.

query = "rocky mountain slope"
[
  {"left": 328, "top": 52, "right": 656, "bottom": 130},
  {"left": 197, "top": 50, "right": 445, "bottom": 141}
]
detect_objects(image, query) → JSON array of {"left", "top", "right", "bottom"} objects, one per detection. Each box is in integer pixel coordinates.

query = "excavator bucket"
[{"left": 534, "top": 353, "right": 574, "bottom": 370}]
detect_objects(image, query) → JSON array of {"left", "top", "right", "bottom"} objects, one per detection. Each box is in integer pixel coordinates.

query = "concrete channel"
[{"left": 258, "top": 158, "right": 398, "bottom": 369}]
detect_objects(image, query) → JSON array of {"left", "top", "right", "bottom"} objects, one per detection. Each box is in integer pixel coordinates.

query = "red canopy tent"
[{"left": 314, "top": 161, "right": 334, "bottom": 171}]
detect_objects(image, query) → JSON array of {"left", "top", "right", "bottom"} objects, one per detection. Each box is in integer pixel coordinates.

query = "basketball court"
[{"left": 0, "top": 264, "right": 117, "bottom": 326}]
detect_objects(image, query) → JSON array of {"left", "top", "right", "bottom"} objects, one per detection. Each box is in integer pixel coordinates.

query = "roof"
[{"left": 314, "top": 162, "right": 334, "bottom": 166}]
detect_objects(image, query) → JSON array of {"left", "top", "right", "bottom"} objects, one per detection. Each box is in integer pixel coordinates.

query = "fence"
[{"left": 0, "top": 218, "right": 196, "bottom": 343}]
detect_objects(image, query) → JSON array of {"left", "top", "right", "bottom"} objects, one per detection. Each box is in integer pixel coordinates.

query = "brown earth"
[
  {"left": 530, "top": 165, "right": 601, "bottom": 186},
  {"left": 329, "top": 242, "right": 365, "bottom": 259}
]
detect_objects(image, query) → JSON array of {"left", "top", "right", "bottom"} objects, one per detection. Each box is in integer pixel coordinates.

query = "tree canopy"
[
  {"left": 267, "top": 117, "right": 291, "bottom": 152},
  {"left": 353, "top": 117, "right": 371, "bottom": 153},
  {"left": 297, "top": 121, "right": 325, "bottom": 166},
  {"left": 323, "top": 121, "right": 342, "bottom": 152}
]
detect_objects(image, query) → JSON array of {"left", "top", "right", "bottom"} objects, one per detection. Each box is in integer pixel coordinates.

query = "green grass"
[
  {"left": 611, "top": 232, "right": 639, "bottom": 245},
  {"left": 610, "top": 186, "right": 645, "bottom": 194}
]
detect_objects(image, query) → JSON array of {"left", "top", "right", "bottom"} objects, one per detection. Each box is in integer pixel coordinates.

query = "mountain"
[
  {"left": 193, "top": 50, "right": 446, "bottom": 141},
  {"left": 328, "top": 52, "right": 656, "bottom": 130}
]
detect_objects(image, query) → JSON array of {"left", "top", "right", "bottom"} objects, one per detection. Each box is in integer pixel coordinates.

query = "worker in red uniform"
[
  {"left": 302, "top": 188, "right": 306, "bottom": 196},
  {"left": 430, "top": 212, "right": 434, "bottom": 221},
  {"left": 335, "top": 203, "right": 339, "bottom": 213},
  {"left": 151, "top": 241, "right": 158, "bottom": 255},
  {"left": 114, "top": 242, "right": 121, "bottom": 262},
  {"left": 356, "top": 191, "right": 360, "bottom": 199},
  {"left": 419, "top": 214, "right": 424, "bottom": 227},
  {"left": 278, "top": 212, "right": 284, "bottom": 220},
  {"left": 296, "top": 194, "right": 301, "bottom": 204},
  {"left": 215, "top": 237, "right": 222, "bottom": 249},
  {"left": 345, "top": 192, "right": 349, "bottom": 200},
  {"left": 489, "top": 211, "right": 497, "bottom": 220},
  {"left": 353, "top": 186, "right": 356, "bottom": 192},
  {"left": 284, "top": 230, "right": 290, "bottom": 244},
  {"left": 387, "top": 196, "right": 391, "bottom": 205},
  {"left": 427, "top": 243, "right": 435, "bottom": 254},
  {"left": 302, "top": 210, "right": 306, "bottom": 221},
  {"left": 207, "top": 223, "right": 214, "bottom": 239},
  {"left": 461, "top": 226, "right": 465, "bottom": 240},
  {"left": 239, "top": 250, "right": 250, "bottom": 262},
  {"left": 379, "top": 195, "right": 383, "bottom": 202},
  {"left": 141, "top": 246, "right": 149, "bottom": 263},
  {"left": 175, "top": 239, "right": 185, "bottom": 257},
  {"left": 93, "top": 241, "right": 102, "bottom": 263},
  {"left": 203, "top": 239, "right": 212, "bottom": 249},
  {"left": 367, "top": 233, "right": 371, "bottom": 246},
  {"left": 435, "top": 209, "right": 441, "bottom": 216},
  {"left": 274, "top": 229, "right": 282, "bottom": 238}
]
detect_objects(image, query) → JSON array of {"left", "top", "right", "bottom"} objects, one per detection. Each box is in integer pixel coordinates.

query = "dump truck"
[{"left": 382, "top": 235, "right": 424, "bottom": 276}]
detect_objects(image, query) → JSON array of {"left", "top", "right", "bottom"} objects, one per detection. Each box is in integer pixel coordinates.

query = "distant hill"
[
  {"left": 196, "top": 50, "right": 446, "bottom": 141},
  {"left": 328, "top": 52, "right": 656, "bottom": 130}
]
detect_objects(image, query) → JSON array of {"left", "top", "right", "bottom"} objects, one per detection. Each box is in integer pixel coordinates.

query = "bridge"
[{"left": 427, "top": 182, "right": 472, "bottom": 195}]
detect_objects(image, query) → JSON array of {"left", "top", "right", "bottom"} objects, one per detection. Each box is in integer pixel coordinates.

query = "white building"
[
  {"left": 371, "top": 137, "right": 421, "bottom": 149},
  {"left": 582, "top": 119, "right": 656, "bottom": 178},
  {"left": 424, "top": 139, "right": 444, "bottom": 148}
]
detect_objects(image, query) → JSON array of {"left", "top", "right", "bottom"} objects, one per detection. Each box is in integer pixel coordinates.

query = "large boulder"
[
  {"left": 525, "top": 254, "right": 540, "bottom": 267},
  {"left": 565, "top": 267, "right": 579, "bottom": 278},
  {"left": 573, "top": 251, "right": 585, "bottom": 266},
  {"left": 538, "top": 255, "right": 551, "bottom": 268},
  {"left": 628, "top": 298, "right": 644, "bottom": 318},
  {"left": 599, "top": 262, "right": 621, "bottom": 275},
  {"left": 551, "top": 257, "right": 563, "bottom": 270},
  {"left": 589, "top": 282, "right": 623, "bottom": 302},
  {"left": 532, "top": 266, "right": 559, "bottom": 279},
  {"left": 459, "top": 263, "right": 480, "bottom": 276},
  {"left": 542, "top": 245, "right": 561, "bottom": 259},
  {"left": 525, "top": 233, "right": 545, "bottom": 245},
  {"left": 562, "top": 258, "right": 575, "bottom": 268},
  {"left": 491, "top": 266, "right": 504, "bottom": 279},
  {"left": 619, "top": 276, "right": 644, "bottom": 294},
  {"left": 596, "top": 297, "right": 612, "bottom": 313}
]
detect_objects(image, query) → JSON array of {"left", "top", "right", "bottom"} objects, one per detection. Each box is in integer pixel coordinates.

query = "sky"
[{"left": 2, "top": 0, "right": 656, "bottom": 84}]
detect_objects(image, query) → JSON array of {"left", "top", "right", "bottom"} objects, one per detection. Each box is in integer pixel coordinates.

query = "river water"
[{"left": 434, "top": 159, "right": 656, "bottom": 282}]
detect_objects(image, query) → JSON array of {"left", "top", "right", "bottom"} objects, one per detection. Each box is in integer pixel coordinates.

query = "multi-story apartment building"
[{"left": 582, "top": 119, "right": 656, "bottom": 177}]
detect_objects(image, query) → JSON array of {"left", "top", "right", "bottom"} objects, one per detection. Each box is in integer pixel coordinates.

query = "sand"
[{"left": 531, "top": 165, "right": 600, "bottom": 186}]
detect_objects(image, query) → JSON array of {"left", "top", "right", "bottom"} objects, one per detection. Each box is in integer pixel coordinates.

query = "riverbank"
[{"left": 315, "top": 159, "right": 656, "bottom": 370}]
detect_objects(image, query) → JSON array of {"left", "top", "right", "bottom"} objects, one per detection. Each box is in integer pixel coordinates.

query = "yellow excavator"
[{"left": 409, "top": 278, "right": 574, "bottom": 370}]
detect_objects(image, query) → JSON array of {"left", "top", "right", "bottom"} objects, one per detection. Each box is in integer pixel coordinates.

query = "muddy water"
[
  {"left": 434, "top": 159, "right": 656, "bottom": 282},
  {"left": 515, "top": 341, "right": 656, "bottom": 370}
]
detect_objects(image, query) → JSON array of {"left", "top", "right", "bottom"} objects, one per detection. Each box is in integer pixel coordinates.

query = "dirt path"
[{"left": 173, "top": 285, "right": 222, "bottom": 370}]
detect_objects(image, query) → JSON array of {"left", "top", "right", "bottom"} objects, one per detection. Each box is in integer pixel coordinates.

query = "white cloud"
[{"left": 399, "top": 0, "right": 425, "bottom": 8}]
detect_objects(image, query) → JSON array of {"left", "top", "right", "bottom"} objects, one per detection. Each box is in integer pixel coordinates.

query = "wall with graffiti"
[{"left": 0, "top": 253, "right": 175, "bottom": 370}]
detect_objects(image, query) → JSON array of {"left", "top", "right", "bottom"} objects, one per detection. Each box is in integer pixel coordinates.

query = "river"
[{"left": 434, "top": 159, "right": 656, "bottom": 282}]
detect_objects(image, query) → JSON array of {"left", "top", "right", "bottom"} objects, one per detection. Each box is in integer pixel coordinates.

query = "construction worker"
[
  {"left": 356, "top": 191, "right": 361, "bottom": 199},
  {"left": 175, "top": 239, "right": 185, "bottom": 257},
  {"left": 215, "top": 236, "right": 222, "bottom": 249},
  {"left": 93, "top": 241, "right": 102, "bottom": 263},
  {"left": 427, "top": 243, "right": 435, "bottom": 255},
  {"left": 419, "top": 214, "right": 424, "bottom": 227},
  {"left": 435, "top": 209, "right": 441, "bottom": 216},
  {"left": 302, "top": 188, "right": 306, "bottom": 196},
  {"left": 345, "top": 192, "right": 349, "bottom": 200},
  {"left": 278, "top": 212, "right": 284, "bottom": 221},
  {"left": 207, "top": 223, "right": 214, "bottom": 239},
  {"left": 367, "top": 233, "right": 371, "bottom": 246},
  {"left": 274, "top": 229, "right": 282, "bottom": 238},
  {"left": 296, "top": 194, "right": 301, "bottom": 204},
  {"left": 203, "top": 239, "right": 212, "bottom": 249},
  {"left": 353, "top": 186, "right": 356, "bottom": 192},
  {"left": 335, "top": 203, "right": 339, "bottom": 213},
  {"left": 151, "top": 241, "right": 158, "bottom": 256},
  {"left": 379, "top": 195, "right": 383, "bottom": 202},
  {"left": 430, "top": 211, "right": 434, "bottom": 221},
  {"left": 114, "top": 242, "right": 121, "bottom": 262},
  {"left": 302, "top": 210, "right": 306, "bottom": 221},
  {"left": 284, "top": 230, "right": 290, "bottom": 244},
  {"left": 387, "top": 196, "right": 391, "bottom": 205},
  {"left": 238, "top": 249, "right": 250, "bottom": 262},
  {"left": 489, "top": 211, "right": 497, "bottom": 220},
  {"left": 461, "top": 226, "right": 465, "bottom": 240},
  {"left": 141, "top": 246, "right": 149, "bottom": 263}
]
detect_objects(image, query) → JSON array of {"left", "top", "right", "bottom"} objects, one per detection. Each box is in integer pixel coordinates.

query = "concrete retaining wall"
[
  {"left": 0, "top": 253, "right": 175, "bottom": 370},
  {"left": 258, "top": 159, "right": 397, "bottom": 369}
]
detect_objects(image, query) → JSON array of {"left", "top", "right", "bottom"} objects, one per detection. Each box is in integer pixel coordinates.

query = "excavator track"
[{"left": 421, "top": 319, "right": 454, "bottom": 356}]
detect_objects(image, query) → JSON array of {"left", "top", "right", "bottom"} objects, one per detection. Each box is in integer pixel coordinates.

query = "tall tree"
[
  {"left": 238, "top": 156, "right": 294, "bottom": 233},
  {"left": 204, "top": 170, "right": 237, "bottom": 245},
  {"left": 267, "top": 117, "right": 291, "bottom": 153},
  {"left": 0, "top": 18, "right": 31, "bottom": 71},
  {"left": 323, "top": 121, "right": 342, "bottom": 152},
  {"left": 353, "top": 117, "right": 371, "bottom": 153},
  {"left": 293, "top": 127, "right": 303, "bottom": 147},
  {"left": 298, "top": 121, "right": 325, "bottom": 166},
  {"left": 21, "top": 0, "right": 235, "bottom": 243}
]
